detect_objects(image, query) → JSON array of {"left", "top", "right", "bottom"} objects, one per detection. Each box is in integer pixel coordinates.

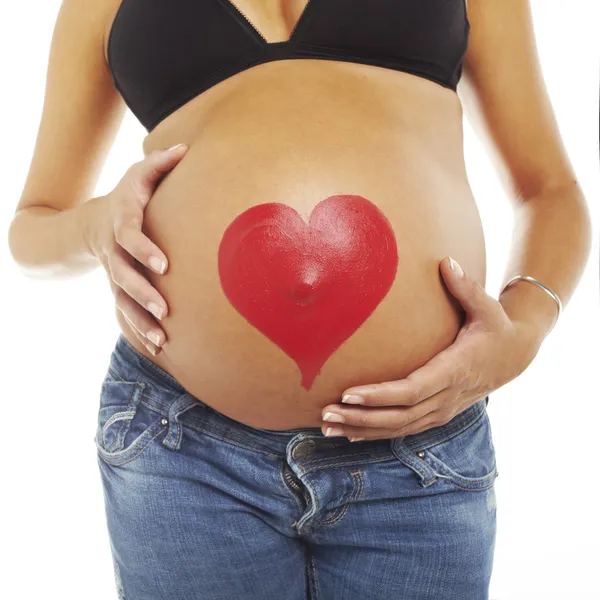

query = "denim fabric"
[{"left": 95, "top": 334, "right": 498, "bottom": 600}]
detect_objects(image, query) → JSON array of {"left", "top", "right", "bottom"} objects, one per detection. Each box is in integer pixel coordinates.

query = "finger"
[
  {"left": 128, "top": 326, "right": 161, "bottom": 356},
  {"left": 322, "top": 412, "right": 441, "bottom": 442},
  {"left": 323, "top": 395, "right": 436, "bottom": 431},
  {"left": 394, "top": 412, "right": 443, "bottom": 437},
  {"left": 121, "top": 312, "right": 162, "bottom": 356},
  {"left": 441, "top": 256, "right": 502, "bottom": 324},
  {"left": 109, "top": 247, "right": 168, "bottom": 320},
  {"left": 342, "top": 346, "right": 464, "bottom": 407},
  {"left": 115, "top": 288, "right": 166, "bottom": 351},
  {"left": 130, "top": 144, "right": 188, "bottom": 204},
  {"left": 113, "top": 216, "right": 168, "bottom": 275},
  {"left": 321, "top": 423, "right": 400, "bottom": 441}
]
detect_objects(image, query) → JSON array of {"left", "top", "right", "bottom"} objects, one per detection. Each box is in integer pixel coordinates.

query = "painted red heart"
[{"left": 218, "top": 194, "right": 398, "bottom": 389}]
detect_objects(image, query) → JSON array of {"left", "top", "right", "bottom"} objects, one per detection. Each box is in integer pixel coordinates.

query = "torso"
[{"left": 104, "top": 0, "right": 485, "bottom": 430}]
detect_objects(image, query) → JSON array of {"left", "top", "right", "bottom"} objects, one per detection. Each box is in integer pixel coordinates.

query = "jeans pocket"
[
  {"left": 95, "top": 372, "right": 166, "bottom": 466},
  {"left": 416, "top": 408, "right": 499, "bottom": 491}
]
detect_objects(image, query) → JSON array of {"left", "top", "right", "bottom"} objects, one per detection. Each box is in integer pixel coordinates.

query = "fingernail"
[
  {"left": 323, "top": 412, "right": 345, "bottom": 423},
  {"left": 146, "top": 344, "right": 158, "bottom": 356},
  {"left": 148, "top": 302, "right": 164, "bottom": 320},
  {"left": 349, "top": 437, "right": 365, "bottom": 442},
  {"left": 148, "top": 256, "right": 166, "bottom": 274},
  {"left": 449, "top": 257, "right": 464, "bottom": 277},
  {"left": 167, "top": 143, "right": 187, "bottom": 152},
  {"left": 342, "top": 394, "right": 365, "bottom": 404},
  {"left": 325, "top": 427, "right": 344, "bottom": 437},
  {"left": 147, "top": 331, "right": 162, "bottom": 346}
]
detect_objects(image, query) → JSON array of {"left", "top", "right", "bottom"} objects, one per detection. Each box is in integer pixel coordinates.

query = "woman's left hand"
[{"left": 321, "top": 256, "right": 540, "bottom": 441}]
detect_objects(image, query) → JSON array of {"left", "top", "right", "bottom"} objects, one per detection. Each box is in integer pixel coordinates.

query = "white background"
[{"left": 1, "top": 1, "right": 599, "bottom": 598}]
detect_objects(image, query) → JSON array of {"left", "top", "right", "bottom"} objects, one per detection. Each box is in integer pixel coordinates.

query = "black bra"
[{"left": 108, "top": 0, "right": 470, "bottom": 132}]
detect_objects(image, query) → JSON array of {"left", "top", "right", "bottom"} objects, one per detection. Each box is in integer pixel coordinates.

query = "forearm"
[
  {"left": 7, "top": 196, "right": 105, "bottom": 278},
  {"left": 498, "top": 181, "right": 592, "bottom": 349}
]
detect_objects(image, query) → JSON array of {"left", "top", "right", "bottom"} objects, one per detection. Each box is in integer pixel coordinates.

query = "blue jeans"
[{"left": 95, "top": 334, "right": 498, "bottom": 600}]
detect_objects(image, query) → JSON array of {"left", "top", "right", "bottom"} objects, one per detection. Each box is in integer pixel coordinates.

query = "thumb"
[
  {"left": 136, "top": 143, "right": 189, "bottom": 199},
  {"left": 441, "top": 256, "right": 496, "bottom": 322}
]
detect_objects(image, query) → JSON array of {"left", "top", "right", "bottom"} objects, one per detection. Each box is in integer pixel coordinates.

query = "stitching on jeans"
[
  {"left": 163, "top": 424, "right": 289, "bottom": 460},
  {"left": 404, "top": 402, "right": 486, "bottom": 452},
  {"left": 106, "top": 376, "right": 179, "bottom": 410},
  {"left": 107, "top": 366, "right": 121, "bottom": 381},
  {"left": 164, "top": 413, "right": 185, "bottom": 449},
  {"left": 104, "top": 369, "right": 185, "bottom": 412},
  {"left": 317, "top": 500, "right": 347, "bottom": 527},
  {"left": 142, "top": 393, "right": 172, "bottom": 409},
  {"left": 419, "top": 412, "right": 497, "bottom": 488},
  {"left": 103, "top": 384, "right": 174, "bottom": 418},
  {"left": 302, "top": 457, "right": 391, "bottom": 475},
  {"left": 430, "top": 464, "right": 499, "bottom": 491},
  {"left": 103, "top": 410, "right": 135, "bottom": 431},
  {"left": 319, "top": 470, "right": 364, "bottom": 527},
  {"left": 177, "top": 414, "right": 393, "bottom": 461},
  {"left": 96, "top": 396, "right": 486, "bottom": 469},
  {"left": 106, "top": 368, "right": 127, "bottom": 383},
  {"left": 97, "top": 425, "right": 167, "bottom": 466},
  {"left": 309, "top": 553, "right": 321, "bottom": 600},
  {"left": 304, "top": 450, "right": 393, "bottom": 465},
  {"left": 446, "top": 471, "right": 498, "bottom": 491},
  {"left": 319, "top": 470, "right": 363, "bottom": 526},
  {"left": 161, "top": 417, "right": 400, "bottom": 465},
  {"left": 169, "top": 400, "right": 486, "bottom": 464}
]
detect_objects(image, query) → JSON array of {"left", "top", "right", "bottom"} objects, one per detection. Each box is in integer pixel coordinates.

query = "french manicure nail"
[
  {"left": 325, "top": 427, "right": 344, "bottom": 437},
  {"left": 449, "top": 257, "right": 464, "bottom": 277},
  {"left": 342, "top": 394, "right": 365, "bottom": 404},
  {"left": 148, "top": 302, "right": 164, "bottom": 320},
  {"left": 147, "top": 331, "right": 162, "bottom": 346},
  {"left": 146, "top": 344, "right": 158, "bottom": 356},
  {"left": 349, "top": 437, "right": 365, "bottom": 442},
  {"left": 149, "top": 256, "right": 166, "bottom": 274},
  {"left": 323, "top": 412, "right": 345, "bottom": 423}
]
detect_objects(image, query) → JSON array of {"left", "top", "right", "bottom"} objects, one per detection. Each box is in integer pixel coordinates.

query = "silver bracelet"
[{"left": 501, "top": 275, "right": 563, "bottom": 326}]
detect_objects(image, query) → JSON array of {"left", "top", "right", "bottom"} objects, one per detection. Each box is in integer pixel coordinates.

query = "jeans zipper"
[{"left": 284, "top": 468, "right": 303, "bottom": 492}]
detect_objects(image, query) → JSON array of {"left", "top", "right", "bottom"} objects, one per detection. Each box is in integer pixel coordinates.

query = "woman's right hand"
[{"left": 89, "top": 143, "right": 189, "bottom": 355}]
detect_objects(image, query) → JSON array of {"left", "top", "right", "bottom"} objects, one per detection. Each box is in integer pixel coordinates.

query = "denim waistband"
[
  {"left": 107, "top": 333, "right": 489, "bottom": 456},
  {"left": 109, "top": 334, "right": 325, "bottom": 436}
]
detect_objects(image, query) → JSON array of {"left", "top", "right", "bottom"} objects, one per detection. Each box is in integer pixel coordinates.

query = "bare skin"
[{"left": 8, "top": 0, "right": 592, "bottom": 432}]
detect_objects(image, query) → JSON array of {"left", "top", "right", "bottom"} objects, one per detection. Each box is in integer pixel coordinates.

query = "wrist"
[{"left": 498, "top": 281, "right": 558, "bottom": 346}]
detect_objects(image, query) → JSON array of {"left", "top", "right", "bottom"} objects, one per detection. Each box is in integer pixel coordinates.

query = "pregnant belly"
[{"left": 116, "top": 67, "right": 486, "bottom": 430}]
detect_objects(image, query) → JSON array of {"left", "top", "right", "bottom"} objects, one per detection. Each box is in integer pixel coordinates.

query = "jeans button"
[{"left": 292, "top": 439, "right": 316, "bottom": 460}]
